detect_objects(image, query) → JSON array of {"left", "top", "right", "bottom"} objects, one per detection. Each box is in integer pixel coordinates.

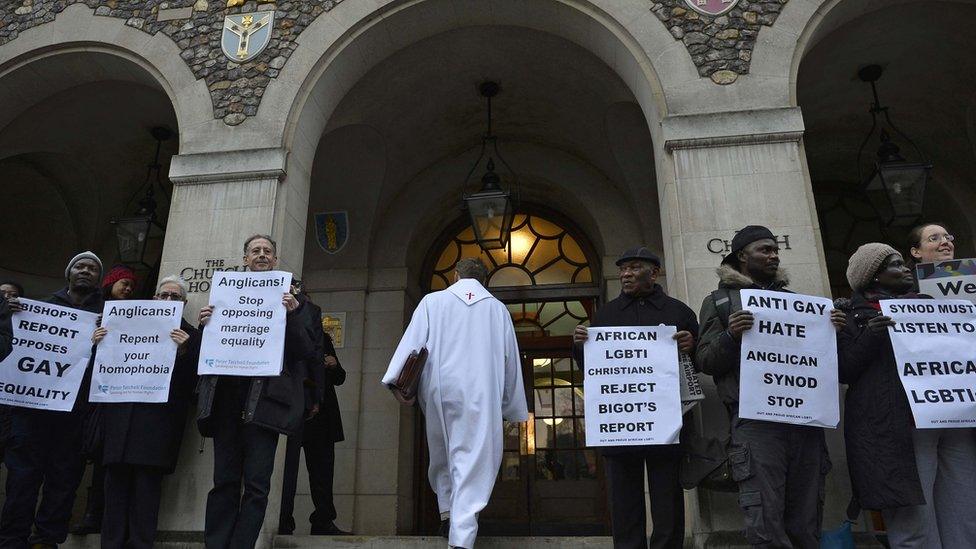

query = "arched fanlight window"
[{"left": 429, "top": 214, "right": 594, "bottom": 291}]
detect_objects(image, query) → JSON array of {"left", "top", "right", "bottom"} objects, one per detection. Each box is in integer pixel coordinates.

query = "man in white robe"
[{"left": 383, "top": 258, "right": 528, "bottom": 549}]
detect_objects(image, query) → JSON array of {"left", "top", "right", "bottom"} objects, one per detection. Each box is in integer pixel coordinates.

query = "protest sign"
[
  {"left": 89, "top": 300, "right": 183, "bottom": 403},
  {"left": 917, "top": 259, "right": 976, "bottom": 304},
  {"left": 0, "top": 299, "right": 97, "bottom": 411},
  {"left": 881, "top": 299, "right": 976, "bottom": 428},
  {"left": 679, "top": 352, "right": 705, "bottom": 414},
  {"left": 739, "top": 289, "right": 839, "bottom": 428},
  {"left": 198, "top": 270, "right": 292, "bottom": 376},
  {"left": 583, "top": 325, "right": 682, "bottom": 446}
]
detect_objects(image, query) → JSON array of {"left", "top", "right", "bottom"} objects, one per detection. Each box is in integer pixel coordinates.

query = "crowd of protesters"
[{"left": 0, "top": 222, "right": 971, "bottom": 549}]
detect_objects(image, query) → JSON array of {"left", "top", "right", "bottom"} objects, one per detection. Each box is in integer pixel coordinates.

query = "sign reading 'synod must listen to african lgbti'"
[
  {"left": 882, "top": 298, "right": 976, "bottom": 428},
  {"left": 198, "top": 270, "right": 292, "bottom": 377},
  {"left": 90, "top": 300, "right": 183, "bottom": 404},
  {"left": 738, "top": 289, "right": 839, "bottom": 428},
  {"left": 583, "top": 325, "right": 682, "bottom": 446},
  {"left": 0, "top": 299, "right": 98, "bottom": 411}
]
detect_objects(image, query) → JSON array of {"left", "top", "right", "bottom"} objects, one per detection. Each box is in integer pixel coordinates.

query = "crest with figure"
[
  {"left": 221, "top": 11, "right": 275, "bottom": 63},
  {"left": 315, "top": 211, "right": 349, "bottom": 254}
]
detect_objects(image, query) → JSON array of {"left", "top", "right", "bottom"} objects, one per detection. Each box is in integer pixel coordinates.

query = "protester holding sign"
[
  {"left": 837, "top": 243, "right": 976, "bottom": 548},
  {"left": 196, "top": 234, "right": 316, "bottom": 549},
  {"left": 572, "top": 246, "right": 697, "bottom": 549},
  {"left": 73, "top": 263, "right": 141, "bottom": 537},
  {"left": 91, "top": 275, "right": 201, "bottom": 549},
  {"left": 0, "top": 251, "right": 104, "bottom": 549},
  {"left": 696, "top": 226, "right": 844, "bottom": 549},
  {"left": 0, "top": 298, "right": 11, "bottom": 362}
]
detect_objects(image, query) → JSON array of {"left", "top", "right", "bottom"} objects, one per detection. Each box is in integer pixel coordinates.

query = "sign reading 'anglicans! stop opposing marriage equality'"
[
  {"left": 882, "top": 299, "right": 976, "bottom": 428},
  {"left": 198, "top": 270, "right": 292, "bottom": 377},
  {"left": 0, "top": 299, "right": 97, "bottom": 411},
  {"left": 739, "top": 289, "right": 839, "bottom": 428},
  {"left": 583, "top": 325, "right": 682, "bottom": 446}
]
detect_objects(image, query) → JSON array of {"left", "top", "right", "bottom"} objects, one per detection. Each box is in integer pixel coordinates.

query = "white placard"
[
  {"left": 881, "top": 299, "right": 976, "bottom": 428},
  {"left": 739, "top": 289, "right": 839, "bottom": 428},
  {"left": 0, "top": 299, "right": 98, "bottom": 411},
  {"left": 680, "top": 352, "right": 705, "bottom": 414},
  {"left": 583, "top": 326, "right": 682, "bottom": 446},
  {"left": 198, "top": 270, "right": 292, "bottom": 377},
  {"left": 89, "top": 300, "right": 183, "bottom": 403},
  {"left": 917, "top": 259, "right": 976, "bottom": 304}
]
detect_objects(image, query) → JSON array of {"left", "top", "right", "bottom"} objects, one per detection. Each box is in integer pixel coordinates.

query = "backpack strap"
[{"left": 710, "top": 288, "right": 733, "bottom": 330}]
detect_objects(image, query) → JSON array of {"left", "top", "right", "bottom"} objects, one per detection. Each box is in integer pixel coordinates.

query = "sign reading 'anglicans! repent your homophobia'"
[
  {"left": 198, "top": 270, "right": 292, "bottom": 377},
  {"left": 0, "top": 299, "right": 98, "bottom": 411},
  {"left": 583, "top": 326, "right": 682, "bottom": 446},
  {"left": 738, "top": 289, "right": 839, "bottom": 428},
  {"left": 90, "top": 300, "right": 183, "bottom": 403},
  {"left": 882, "top": 299, "right": 976, "bottom": 428}
]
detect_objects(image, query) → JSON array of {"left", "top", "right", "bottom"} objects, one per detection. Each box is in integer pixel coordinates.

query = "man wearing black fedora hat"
[
  {"left": 695, "top": 225, "right": 845, "bottom": 549},
  {"left": 573, "top": 246, "right": 698, "bottom": 549}
]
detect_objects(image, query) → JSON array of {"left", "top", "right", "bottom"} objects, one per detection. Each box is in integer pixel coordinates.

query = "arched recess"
[
  {"left": 0, "top": 16, "right": 187, "bottom": 294},
  {"left": 794, "top": 0, "right": 976, "bottom": 296}
]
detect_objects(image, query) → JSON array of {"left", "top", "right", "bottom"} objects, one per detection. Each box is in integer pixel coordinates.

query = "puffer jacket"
[
  {"left": 695, "top": 265, "right": 789, "bottom": 416},
  {"left": 836, "top": 292, "right": 925, "bottom": 510}
]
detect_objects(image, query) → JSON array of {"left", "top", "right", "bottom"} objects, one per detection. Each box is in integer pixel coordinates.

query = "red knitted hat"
[{"left": 102, "top": 265, "right": 137, "bottom": 289}]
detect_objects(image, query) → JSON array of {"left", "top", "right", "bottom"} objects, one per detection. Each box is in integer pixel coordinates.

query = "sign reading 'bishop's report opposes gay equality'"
[
  {"left": 739, "top": 289, "right": 839, "bottom": 428},
  {"left": 583, "top": 326, "right": 682, "bottom": 446},
  {"left": 0, "top": 299, "right": 98, "bottom": 411},
  {"left": 198, "top": 270, "right": 292, "bottom": 377}
]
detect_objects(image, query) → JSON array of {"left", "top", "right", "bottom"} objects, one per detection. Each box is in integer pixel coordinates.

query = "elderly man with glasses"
[{"left": 94, "top": 275, "right": 201, "bottom": 549}]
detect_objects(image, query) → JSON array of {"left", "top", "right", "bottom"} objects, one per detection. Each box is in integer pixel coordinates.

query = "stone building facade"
[{"left": 1, "top": 0, "right": 975, "bottom": 547}]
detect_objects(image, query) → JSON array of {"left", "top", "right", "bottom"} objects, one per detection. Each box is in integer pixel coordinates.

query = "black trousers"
[
  {"left": 101, "top": 464, "right": 164, "bottom": 549},
  {"left": 729, "top": 417, "right": 829, "bottom": 549},
  {"left": 604, "top": 447, "right": 684, "bottom": 549},
  {"left": 279, "top": 412, "right": 337, "bottom": 533},
  {"left": 204, "top": 418, "right": 279, "bottom": 549},
  {"left": 0, "top": 409, "right": 85, "bottom": 548}
]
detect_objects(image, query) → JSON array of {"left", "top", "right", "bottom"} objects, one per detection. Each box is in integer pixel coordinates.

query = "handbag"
[
  {"left": 80, "top": 404, "right": 104, "bottom": 459},
  {"left": 388, "top": 347, "right": 428, "bottom": 406}
]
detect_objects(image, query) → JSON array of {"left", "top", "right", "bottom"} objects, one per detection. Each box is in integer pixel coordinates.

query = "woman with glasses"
[
  {"left": 908, "top": 223, "right": 955, "bottom": 268},
  {"left": 94, "top": 275, "right": 201, "bottom": 549}
]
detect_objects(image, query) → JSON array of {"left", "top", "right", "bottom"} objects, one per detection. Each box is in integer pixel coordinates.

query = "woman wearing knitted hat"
[
  {"left": 836, "top": 243, "right": 976, "bottom": 548},
  {"left": 100, "top": 264, "right": 137, "bottom": 302}
]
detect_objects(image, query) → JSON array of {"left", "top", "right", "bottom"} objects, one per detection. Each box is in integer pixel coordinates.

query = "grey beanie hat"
[
  {"left": 65, "top": 251, "right": 103, "bottom": 279},
  {"left": 846, "top": 243, "right": 899, "bottom": 292}
]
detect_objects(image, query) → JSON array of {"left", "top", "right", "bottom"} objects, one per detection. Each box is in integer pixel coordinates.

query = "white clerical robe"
[{"left": 383, "top": 278, "right": 528, "bottom": 548}]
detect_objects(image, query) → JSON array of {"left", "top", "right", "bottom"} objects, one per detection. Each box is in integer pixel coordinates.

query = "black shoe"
[
  {"left": 310, "top": 522, "right": 351, "bottom": 535},
  {"left": 69, "top": 518, "right": 100, "bottom": 535},
  {"left": 438, "top": 518, "right": 450, "bottom": 538},
  {"left": 278, "top": 516, "right": 295, "bottom": 536}
]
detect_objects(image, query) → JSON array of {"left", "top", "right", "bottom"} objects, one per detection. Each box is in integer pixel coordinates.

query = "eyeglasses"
[
  {"left": 924, "top": 233, "right": 954, "bottom": 244},
  {"left": 155, "top": 292, "right": 184, "bottom": 300}
]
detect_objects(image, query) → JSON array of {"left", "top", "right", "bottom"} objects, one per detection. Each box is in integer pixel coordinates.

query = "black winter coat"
[
  {"left": 196, "top": 301, "right": 316, "bottom": 437},
  {"left": 102, "top": 319, "right": 201, "bottom": 473},
  {"left": 837, "top": 292, "right": 924, "bottom": 510},
  {"left": 574, "top": 284, "right": 699, "bottom": 455},
  {"left": 297, "top": 298, "right": 345, "bottom": 442},
  {"left": 0, "top": 298, "right": 12, "bottom": 363}
]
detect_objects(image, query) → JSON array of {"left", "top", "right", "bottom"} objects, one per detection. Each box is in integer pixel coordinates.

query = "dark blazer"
[
  {"left": 300, "top": 299, "right": 345, "bottom": 443},
  {"left": 574, "top": 284, "right": 699, "bottom": 455},
  {"left": 102, "top": 319, "right": 201, "bottom": 473},
  {"left": 836, "top": 292, "right": 925, "bottom": 510},
  {"left": 0, "top": 298, "right": 12, "bottom": 363},
  {"left": 197, "top": 301, "right": 316, "bottom": 437}
]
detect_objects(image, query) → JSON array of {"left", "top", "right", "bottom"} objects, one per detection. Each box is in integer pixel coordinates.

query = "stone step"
[{"left": 273, "top": 536, "right": 613, "bottom": 549}]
